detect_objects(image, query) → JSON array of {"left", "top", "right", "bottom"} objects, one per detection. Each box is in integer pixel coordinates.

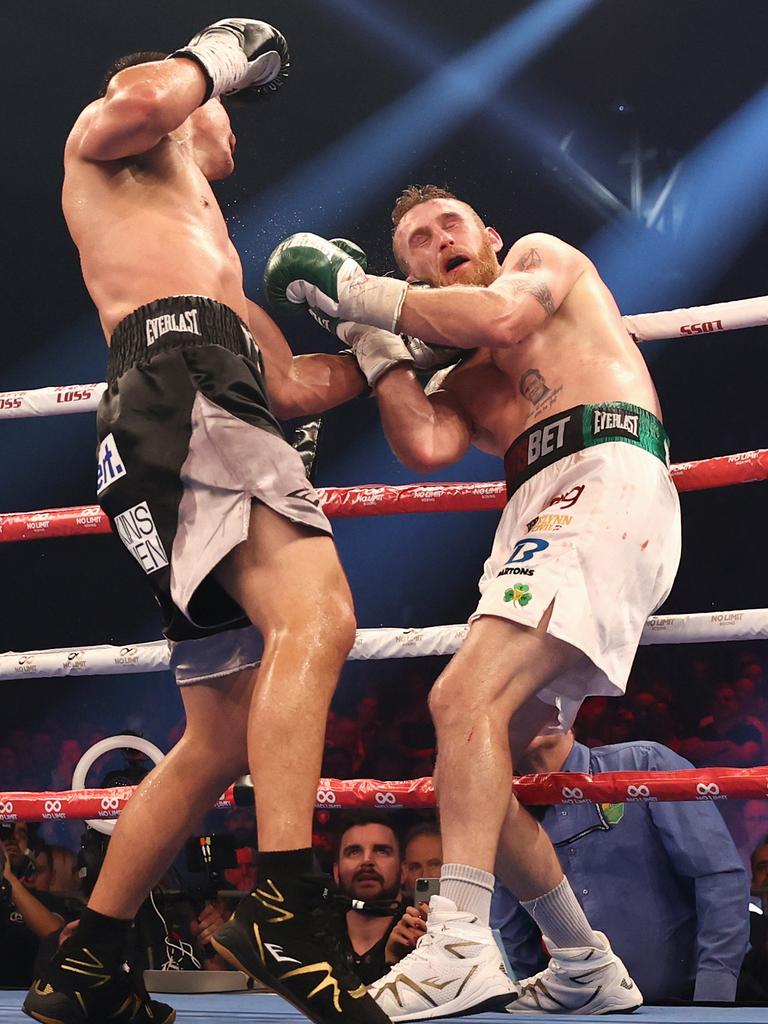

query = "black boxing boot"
[
  {"left": 212, "top": 849, "right": 390, "bottom": 1024},
  {"left": 23, "top": 908, "right": 174, "bottom": 1024}
]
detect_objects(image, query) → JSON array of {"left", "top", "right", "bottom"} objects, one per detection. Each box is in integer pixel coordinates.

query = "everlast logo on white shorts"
[
  {"left": 96, "top": 433, "right": 126, "bottom": 496},
  {"left": 145, "top": 309, "right": 201, "bottom": 346},
  {"left": 114, "top": 501, "right": 168, "bottom": 574},
  {"left": 527, "top": 414, "right": 570, "bottom": 464},
  {"left": 592, "top": 409, "right": 639, "bottom": 439}
]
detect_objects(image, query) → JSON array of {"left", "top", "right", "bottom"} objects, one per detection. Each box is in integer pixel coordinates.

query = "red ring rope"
[
  {"left": 0, "top": 449, "right": 765, "bottom": 543},
  {"left": 2, "top": 767, "right": 767, "bottom": 822}
]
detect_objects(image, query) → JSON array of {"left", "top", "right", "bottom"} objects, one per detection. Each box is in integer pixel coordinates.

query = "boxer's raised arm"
[
  {"left": 263, "top": 231, "right": 586, "bottom": 352},
  {"left": 397, "top": 234, "right": 587, "bottom": 349},
  {"left": 73, "top": 19, "right": 289, "bottom": 162},
  {"left": 71, "top": 60, "right": 208, "bottom": 163}
]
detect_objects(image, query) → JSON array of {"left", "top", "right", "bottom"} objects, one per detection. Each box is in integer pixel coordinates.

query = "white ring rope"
[
  {"left": 0, "top": 608, "right": 765, "bottom": 681},
  {"left": 1, "top": 294, "right": 766, "bottom": 419},
  {"left": 621, "top": 294, "right": 768, "bottom": 342}
]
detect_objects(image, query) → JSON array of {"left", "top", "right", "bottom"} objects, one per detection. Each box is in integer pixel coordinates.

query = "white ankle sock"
[
  {"left": 439, "top": 863, "right": 495, "bottom": 925},
  {"left": 520, "top": 876, "right": 602, "bottom": 950}
]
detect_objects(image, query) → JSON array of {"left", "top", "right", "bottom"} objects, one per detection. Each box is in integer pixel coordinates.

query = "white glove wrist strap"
[
  {"left": 338, "top": 323, "right": 413, "bottom": 387},
  {"left": 339, "top": 277, "right": 409, "bottom": 335},
  {"left": 174, "top": 40, "right": 248, "bottom": 99}
]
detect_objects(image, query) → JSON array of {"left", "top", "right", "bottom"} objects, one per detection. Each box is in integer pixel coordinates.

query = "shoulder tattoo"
[{"left": 514, "top": 248, "right": 543, "bottom": 272}]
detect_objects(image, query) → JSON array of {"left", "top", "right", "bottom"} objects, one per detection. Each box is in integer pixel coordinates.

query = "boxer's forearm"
[
  {"left": 397, "top": 284, "right": 528, "bottom": 350},
  {"left": 374, "top": 367, "right": 471, "bottom": 471},
  {"left": 249, "top": 299, "right": 366, "bottom": 416},
  {"left": 280, "top": 353, "right": 367, "bottom": 417}
]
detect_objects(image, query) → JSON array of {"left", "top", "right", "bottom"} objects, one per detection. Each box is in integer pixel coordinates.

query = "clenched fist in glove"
[
  {"left": 264, "top": 234, "right": 463, "bottom": 385},
  {"left": 264, "top": 232, "right": 408, "bottom": 335},
  {"left": 268, "top": 236, "right": 462, "bottom": 387},
  {"left": 170, "top": 18, "right": 290, "bottom": 102}
]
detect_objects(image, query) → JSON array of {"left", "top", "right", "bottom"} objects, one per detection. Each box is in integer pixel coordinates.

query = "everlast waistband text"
[{"left": 145, "top": 309, "right": 201, "bottom": 346}]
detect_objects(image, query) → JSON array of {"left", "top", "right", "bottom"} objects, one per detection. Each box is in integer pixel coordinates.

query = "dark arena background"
[{"left": 1, "top": 1, "right": 767, "bottom": 1022}]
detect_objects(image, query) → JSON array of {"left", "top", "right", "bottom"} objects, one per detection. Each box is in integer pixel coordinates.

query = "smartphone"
[{"left": 414, "top": 877, "right": 441, "bottom": 903}]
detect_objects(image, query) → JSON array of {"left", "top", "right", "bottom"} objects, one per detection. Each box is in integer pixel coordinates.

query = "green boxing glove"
[
  {"left": 301, "top": 247, "right": 464, "bottom": 387},
  {"left": 264, "top": 232, "right": 408, "bottom": 334},
  {"left": 304, "top": 238, "right": 367, "bottom": 337}
]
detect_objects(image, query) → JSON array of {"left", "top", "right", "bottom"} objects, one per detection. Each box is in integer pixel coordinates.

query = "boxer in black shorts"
[
  {"left": 98, "top": 295, "right": 333, "bottom": 682},
  {"left": 24, "top": 18, "right": 388, "bottom": 1024}
]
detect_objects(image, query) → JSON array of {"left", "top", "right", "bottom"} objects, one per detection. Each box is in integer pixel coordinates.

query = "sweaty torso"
[
  {"left": 62, "top": 133, "right": 246, "bottom": 342},
  {"left": 440, "top": 266, "right": 661, "bottom": 455}
]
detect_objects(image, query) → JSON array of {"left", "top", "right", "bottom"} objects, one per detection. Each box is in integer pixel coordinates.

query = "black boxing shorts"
[{"left": 96, "top": 295, "right": 332, "bottom": 685}]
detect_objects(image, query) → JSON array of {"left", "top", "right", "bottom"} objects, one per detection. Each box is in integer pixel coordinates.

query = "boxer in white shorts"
[
  {"left": 263, "top": 184, "right": 683, "bottom": 1018},
  {"left": 474, "top": 402, "right": 681, "bottom": 735}
]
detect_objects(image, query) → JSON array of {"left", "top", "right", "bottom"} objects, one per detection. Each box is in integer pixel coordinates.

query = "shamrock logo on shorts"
[{"left": 503, "top": 584, "right": 532, "bottom": 606}]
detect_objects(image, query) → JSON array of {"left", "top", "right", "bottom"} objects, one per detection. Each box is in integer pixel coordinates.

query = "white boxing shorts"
[{"left": 470, "top": 402, "right": 681, "bottom": 730}]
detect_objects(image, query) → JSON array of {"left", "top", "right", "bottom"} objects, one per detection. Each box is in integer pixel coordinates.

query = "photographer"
[
  {"left": 76, "top": 745, "right": 235, "bottom": 975},
  {"left": 330, "top": 811, "right": 408, "bottom": 984},
  {"left": 0, "top": 823, "right": 80, "bottom": 987}
]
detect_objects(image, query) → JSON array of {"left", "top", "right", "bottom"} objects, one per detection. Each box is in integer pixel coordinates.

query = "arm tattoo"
[
  {"left": 510, "top": 277, "right": 556, "bottom": 317},
  {"left": 511, "top": 248, "right": 556, "bottom": 316}
]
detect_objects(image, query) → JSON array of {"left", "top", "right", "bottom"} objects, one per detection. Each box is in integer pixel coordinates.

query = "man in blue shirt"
[{"left": 492, "top": 730, "right": 749, "bottom": 1002}]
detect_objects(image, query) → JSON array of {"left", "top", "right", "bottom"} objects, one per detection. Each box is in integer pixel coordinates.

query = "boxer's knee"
[
  {"left": 428, "top": 670, "right": 482, "bottom": 733},
  {"left": 269, "top": 583, "right": 356, "bottom": 675}
]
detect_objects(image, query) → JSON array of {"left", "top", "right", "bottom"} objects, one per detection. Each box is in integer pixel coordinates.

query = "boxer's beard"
[{"left": 436, "top": 234, "right": 500, "bottom": 288}]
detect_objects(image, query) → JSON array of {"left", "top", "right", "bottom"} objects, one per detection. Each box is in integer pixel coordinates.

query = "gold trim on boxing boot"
[
  {"left": 279, "top": 962, "right": 342, "bottom": 1013},
  {"left": 59, "top": 947, "right": 111, "bottom": 988},
  {"left": 254, "top": 879, "right": 295, "bottom": 923}
]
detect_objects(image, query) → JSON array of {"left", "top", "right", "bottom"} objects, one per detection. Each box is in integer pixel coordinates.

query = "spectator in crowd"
[
  {"left": 358, "top": 717, "right": 411, "bottom": 780},
  {"left": 0, "top": 746, "right": 18, "bottom": 787},
  {"left": 324, "top": 713, "right": 365, "bottom": 780},
  {"left": 48, "top": 739, "right": 83, "bottom": 791},
  {"left": 628, "top": 690, "right": 657, "bottom": 730},
  {"left": 0, "top": 825, "right": 81, "bottom": 987},
  {"left": 492, "top": 729, "right": 749, "bottom": 1002},
  {"left": 356, "top": 694, "right": 382, "bottom": 764},
  {"left": 644, "top": 701, "right": 683, "bottom": 754},
  {"left": 682, "top": 684, "right": 762, "bottom": 768},
  {"left": 732, "top": 676, "right": 768, "bottom": 759},
  {"left": 401, "top": 822, "right": 443, "bottom": 904},
  {"left": 602, "top": 706, "right": 637, "bottom": 746},
  {"left": 3, "top": 822, "right": 43, "bottom": 885},
  {"left": 312, "top": 809, "right": 336, "bottom": 873},
  {"left": 48, "top": 847, "right": 82, "bottom": 897},
  {"left": 737, "top": 836, "right": 768, "bottom": 999},
  {"left": 331, "top": 812, "right": 406, "bottom": 984},
  {"left": 25, "top": 843, "right": 83, "bottom": 901},
  {"left": 221, "top": 808, "right": 258, "bottom": 893},
  {"left": 751, "top": 837, "right": 768, "bottom": 893},
  {"left": 573, "top": 696, "right": 609, "bottom": 748}
]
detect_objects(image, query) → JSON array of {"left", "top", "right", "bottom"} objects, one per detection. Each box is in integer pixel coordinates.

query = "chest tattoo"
[{"left": 520, "top": 367, "right": 563, "bottom": 421}]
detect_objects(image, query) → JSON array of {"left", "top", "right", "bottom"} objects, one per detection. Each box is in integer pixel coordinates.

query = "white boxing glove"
[{"left": 335, "top": 322, "right": 462, "bottom": 388}]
